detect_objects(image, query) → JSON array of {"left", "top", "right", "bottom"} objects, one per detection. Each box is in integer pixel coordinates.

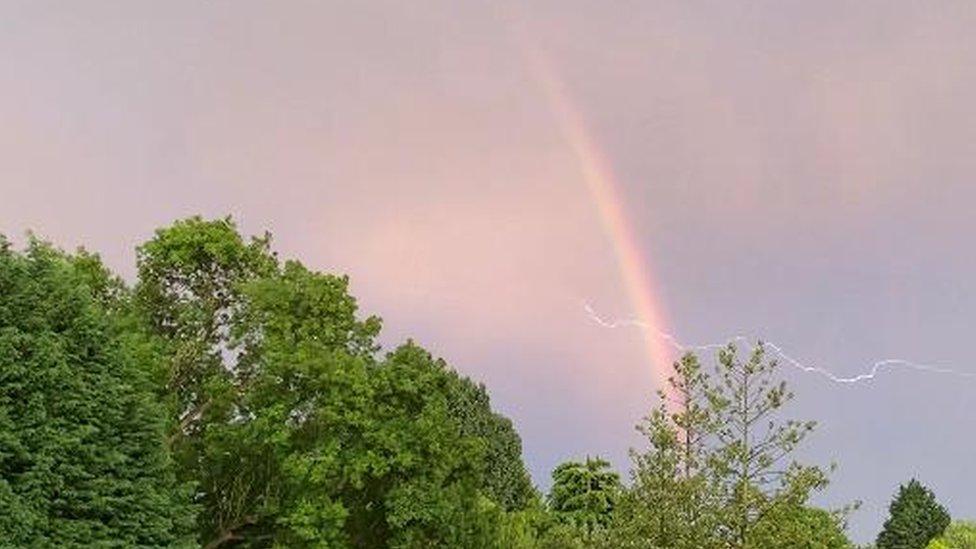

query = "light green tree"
[
  {"left": 750, "top": 504, "right": 851, "bottom": 548},
  {"left": 611, "top": 353, "right": 725, "bottom": 548},
  {"left": 927, "top": 521, "right": 976, "bottom": 549},
  {"left": 612, "top": 345, "right": 852, "bottom": 549},
  {"left": 712, "top": 343, "right": 843, "bottom": 548}
]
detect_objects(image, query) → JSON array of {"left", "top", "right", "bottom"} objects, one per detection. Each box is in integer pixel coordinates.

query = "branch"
[
  {"left": 203, "top": 515, "right": 258, "bottom": 549},
  {"left": 167, "top": 399, "right": 212, "bottom": 445}
]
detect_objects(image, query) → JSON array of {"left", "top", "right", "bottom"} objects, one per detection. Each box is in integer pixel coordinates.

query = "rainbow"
[{"left": 525, "top": 48, "right": 677, "bottom": 393}]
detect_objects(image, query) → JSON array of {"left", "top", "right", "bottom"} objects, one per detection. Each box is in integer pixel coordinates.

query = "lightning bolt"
[{"left": 583, "top": 303, "right": 976, "bottom": 384}]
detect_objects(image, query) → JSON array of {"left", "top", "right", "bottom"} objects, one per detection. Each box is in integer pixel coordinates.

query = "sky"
[{"left": 2, "top": 1, "right": 976, "bottom": 542}]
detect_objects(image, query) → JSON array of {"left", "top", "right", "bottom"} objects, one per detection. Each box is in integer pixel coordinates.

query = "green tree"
[
  {"left": 927, "top": 521, "right": 976, "bottom": 549},
  {"left": 612, "top": 344, "right": 850, "bottom": 549},
  {"left": 751, "top": 505, "right": 851, "bottom": 548},
  {"left": 134, "top": 217, "right": 536, "bottom": 547},
  {"left": 712, "top": 343, "right": 838, "bottom": 548},
  {"left": 548, "top": 457, "right": 621, "bottom": 542},
  {"left": 611, "top": 353, "right": 724, "bottom": 549},
  {"left": 0, "top": 237, "right": 194, "bottom": 546},
  {"left": 500, "top": 502, "right": 588, "bottom": 549},
  {"left": 446, "top": 371, "right": 537, "bottom": 511},
  {"left": 248, "top": 336, "right": 505, "bottom": 547},
  {"left": 194, "top": 259, "right": 382, "bottom": 547},
  {"left": 135, "top": 216, "right": 278, "bottom": 438},
  {"left": 877, "top": 479, "right": 950, "bottom": 549},
  {"left": 135, "top": 216, "right": 281, "bottom": 545}
]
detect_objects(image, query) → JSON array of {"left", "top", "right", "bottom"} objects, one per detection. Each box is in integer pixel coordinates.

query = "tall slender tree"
[
  {"left": 712, "top": 343, "right": 832, "bottom": 547},
  {"left": 612, "top": 344, "right": 850, "bottom": 549},
  {"left": 612, "top": 353, "right": 724, "bottom": 548}
]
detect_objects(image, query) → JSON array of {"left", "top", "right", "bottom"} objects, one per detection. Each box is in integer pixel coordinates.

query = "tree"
[
  {"left": 0, "top": 237, "right": 194, "bottom": 546},
  {"left": 195, "top": 259, "right": 383, "bottom": 546},
  {"left": 134, "top": 217, "right": 537, "bottom": 547},
  {"left": 711, "top": 343, "right": 837, "bottom": 547},
  {"left": 135, "top": 216, "right": 278, "bottom": 438},
  {"left": 611, "top": 344, "right": 850, "bottom": 549},
  {"left": 877, "top": 479, "right": 950, "bottom": 549},
  {"left": 927, "top": 521, "right": 976, "bottom": 549},
  {"left": 135, "top": 217, "right": 281, "bottom": 545},
  {"left": 750, "top": 505, "right": 851, "bottom": 548},
  {"left": 548, "top": 457, "right": 621, "bottom": 542},
  {"left": 251, "top": 337, "right": 506, "bottom": 547},
  {"left": 611, "top": 353, "right": 724, "bottom": 549},
  {"left": 446, "top": 371, "right": 537, "bottom": 511}
]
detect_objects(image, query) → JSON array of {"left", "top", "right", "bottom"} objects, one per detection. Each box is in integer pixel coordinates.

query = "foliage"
[
  {"left": 548, "top": 457, "right": 621, "bottom": 542},
  {"left": 611, "top": 353, "right": 723, "bottom": 548},
  {"left": 0, "top": 237, "right": 194, "bottom": 546},
  {"left": 877, "top": 479, "right": 950, "bottom": 549},
  {"left": 446, "top": 371, "right": 537, "bottom": 511},
  {"left": 279, "top": 341, "right": 494, "bottom": 547},
  {"left": 135, "top": 216, "right": 278, "bottom": 433},
  {"left": 134, "top": 217, "right": 281, "bottom": 545},
  {"left": 750, "top": 505, "right": 851, "bottom": 548},
  {"left": 196, "top": 260, "right": 383, "bottom": 546},
  {"left": 611, "top": 346, "right": 852, "bottom": 549},
  {"left": 133, "top": 217, "right": 537, "bottom": 547},
  {"left": 0, "top": 218, "right": 865, "bottom": 548},
  {"left": 927, "top": 521, "right": 976, "bottom": 549}
]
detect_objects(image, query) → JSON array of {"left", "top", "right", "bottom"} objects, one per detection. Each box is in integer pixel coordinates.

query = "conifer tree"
[
  {"left": 877, "top": 479, "right": 950, "bottom": 549},
  {"left": 548, "top": 457, "right": 621, "bottom": 542},
  {"left": 0, "top": 238, "right": 194, "bottom": 546}
]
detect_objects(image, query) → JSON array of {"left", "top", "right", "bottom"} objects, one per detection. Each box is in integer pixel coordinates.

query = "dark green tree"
[
  {"left": 0, "top": 237, "right": 194, "bottom": 546},
  {"left": 548, "top": 457, "right": 621, "bottom": 541},
  {"left": 876, "top": 479, "right": 950, "bottom": 549}
]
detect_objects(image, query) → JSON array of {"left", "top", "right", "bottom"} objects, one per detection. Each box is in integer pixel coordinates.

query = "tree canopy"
[
  {"left": 3, "top": 217, "right": 961, "bottom": 547},
  {"left": 0, "top": 218, "right": 541, "bottom": 547},
  {"left": 134, "top": 217, "right": 538, "bottom": 547}
]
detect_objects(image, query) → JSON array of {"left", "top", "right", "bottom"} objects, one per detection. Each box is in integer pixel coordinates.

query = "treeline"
[{"left": 0, "top": 217, "right": 966, "bottom": 548}]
